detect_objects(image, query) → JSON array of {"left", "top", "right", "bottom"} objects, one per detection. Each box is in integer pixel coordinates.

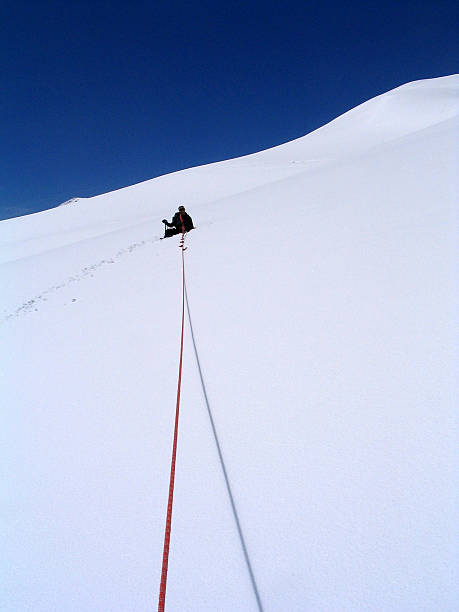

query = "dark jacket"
[{"left": 166, "top": 212, "right": 194, "bottom": 232}]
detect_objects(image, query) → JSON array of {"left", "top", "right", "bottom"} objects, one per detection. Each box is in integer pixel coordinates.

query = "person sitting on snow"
[{"left": 162, "top": 205, "right": 194, "bottom": 238}]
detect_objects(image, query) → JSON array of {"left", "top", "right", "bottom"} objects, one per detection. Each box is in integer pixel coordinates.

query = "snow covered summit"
[{"left": 2, "top": 75, "right": 458, "bottom": 611}]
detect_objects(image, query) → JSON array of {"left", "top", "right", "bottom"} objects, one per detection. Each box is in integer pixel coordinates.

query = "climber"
[{"left": 162, "top": 205, "right": 194, "bottom": 238}]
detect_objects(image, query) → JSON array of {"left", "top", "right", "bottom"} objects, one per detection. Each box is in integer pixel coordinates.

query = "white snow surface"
[{"left": 2, "top": 75, "right": 458, "bottom": 611}]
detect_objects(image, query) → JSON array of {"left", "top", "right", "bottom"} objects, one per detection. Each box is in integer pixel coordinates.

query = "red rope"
[{"left": 158, "top": 231, "right": 186, "bottom": 612}]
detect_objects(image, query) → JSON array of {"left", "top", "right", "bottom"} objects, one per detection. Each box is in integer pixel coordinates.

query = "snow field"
[{"left": 1, "top": 75, "right": 458, "bottom": 611}]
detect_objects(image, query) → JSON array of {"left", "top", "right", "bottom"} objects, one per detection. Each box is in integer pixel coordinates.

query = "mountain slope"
[{"left": 2, "top": 75, "right": 458, "bottom": 611}]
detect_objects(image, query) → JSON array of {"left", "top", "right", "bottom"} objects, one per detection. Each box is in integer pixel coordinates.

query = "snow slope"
[{"left": 2, "top": 75, "right": 458, "bottom": 611}]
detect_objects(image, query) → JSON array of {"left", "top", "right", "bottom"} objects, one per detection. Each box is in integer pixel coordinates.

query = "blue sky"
[{"left": 1, "top": 0, "right": 457, "bottom": 220}]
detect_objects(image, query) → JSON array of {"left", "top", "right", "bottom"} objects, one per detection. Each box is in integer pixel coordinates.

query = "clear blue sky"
[{"left": 1, "top": 0, "right": 457, "bottom": 220}]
